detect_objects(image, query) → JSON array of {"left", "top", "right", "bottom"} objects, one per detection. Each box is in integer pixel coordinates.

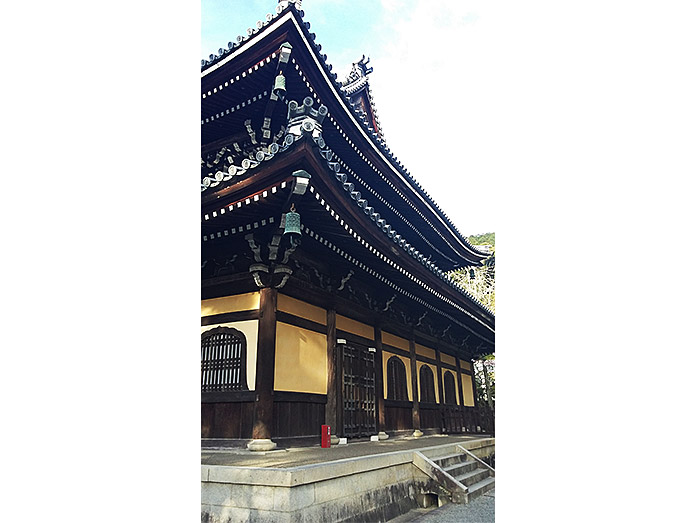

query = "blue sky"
[{"left": 201, "top": 0, "right": 498, "bottom": 237}]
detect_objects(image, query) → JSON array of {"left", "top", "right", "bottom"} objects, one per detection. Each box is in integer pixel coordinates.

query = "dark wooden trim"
[
  {"left": 336, "top": 329, "right": 375, "bottom": 347},
  {"left": 201, "top": 391, "right": 256, "bottom": 403},
  {"left": 381, "top": 344, "right": 411, "bottom": 358},
  {"left": 252, "top": 287, "right": 278, "bottom": 440},
  {"left": 201, "top": 310, "right": 259, "bottom": 326},
  {"left": 435, "top": 346, "right": 445, "bottom": 406},
  {"left": 415, "top": 355, "right": 437, "bottom": 365},
  {"left": 374, "top": 326, "right": 385, "bottom": 432},
  {"left": 418, "top": 402, "right": 440, "bottom": 410},
  {"left": 439, "top": 362, "right": 458, "bottom": 372},
  {"left": 276, "top": 311, "right": 326, "bottom": 335},
  {"left": 384, "top": 399, "right": 413, "bottom": 409},
  {"left": 325, "top": 309, "right": 338, "bottom": 432},
  {"left": 455, "top": 355, "right": 465, "bottom": 410},
  {"left": 273, "top": 391, "right": 327, "bottom": 404}
]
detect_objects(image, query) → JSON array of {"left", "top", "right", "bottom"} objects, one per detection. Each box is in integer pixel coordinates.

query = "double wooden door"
[{"left": 341, "top": 344, "right": 376, "bottom": 438}]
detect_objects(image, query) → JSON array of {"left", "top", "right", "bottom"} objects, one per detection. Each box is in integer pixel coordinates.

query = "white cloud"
[{"left": 366, "top": 0, "right": 498, "bottom": 235}]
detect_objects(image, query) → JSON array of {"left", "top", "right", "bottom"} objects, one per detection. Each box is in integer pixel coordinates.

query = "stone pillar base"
[
  {"left": 247, "top": 439, "right": 277, "bottom": 451},
  {"left": 377, "top": 431, "right": 389, "bottom": 440},
  {"left": 330, "top": 435, "right": 340, "bottom": 445},
  {"left": 412, "top": 429, "right": 423, "bottom": 438}
]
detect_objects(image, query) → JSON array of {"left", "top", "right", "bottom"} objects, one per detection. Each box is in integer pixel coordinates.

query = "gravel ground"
[{"left": 392, "top": 490, "right": 495, "bottom": 523}]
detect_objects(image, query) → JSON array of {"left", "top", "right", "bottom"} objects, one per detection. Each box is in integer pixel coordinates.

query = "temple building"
[{"left": 201, "top": 0, "right": 495, "bottom": 450}]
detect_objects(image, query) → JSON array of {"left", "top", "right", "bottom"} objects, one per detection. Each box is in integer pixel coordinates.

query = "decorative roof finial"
[{"left": 278, "top": 0, "right": 302, "bottom": 8}]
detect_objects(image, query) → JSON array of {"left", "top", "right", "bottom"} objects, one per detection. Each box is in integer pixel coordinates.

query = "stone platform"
[{"left": 202, "top": 434, "right": 494, "bottom": 522}]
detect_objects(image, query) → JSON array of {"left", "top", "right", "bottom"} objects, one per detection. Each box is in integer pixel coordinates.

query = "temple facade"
[{"left": 201, "top": 0, "right": 495, "bottom": 450}]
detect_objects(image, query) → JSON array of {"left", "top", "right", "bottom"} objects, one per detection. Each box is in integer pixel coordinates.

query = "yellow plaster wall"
[
  {"left": 415, "top": 343, "right": 436, "bottom": 360},
  {"left": 201, "top": 292, "right": 260, "bottom": 317},
  {"left": 461, "top": 373, "right": 475, "bottom": 406},
  {"left": 416, "top": 362, "right": 440, "bottom": 403},
  {"left": 201, "top": 320, "right": 258, "bottom": 391},
  {"left": 382, "top": 331, "right": 410, "bottom": 351},
  {"left": 442, "top": 369, "right": 460, "bottom": 405},
  {"left": 277, "top": 294, "right": 327, "bottom": 325},
  {"left": 336, "top": 315, "right": 373, "bottom": 340},
  {"left": 460, "top": 360, "right": 472, "bottom": 371},
  {"left": 440, "top": 352, "right": 456, "bottom": 366},
  {"left": 382, "top": 351, "right": 413, "bottom": 401},
  {"left": 274, "top": 322, "right": 327, "bottom": 394}
]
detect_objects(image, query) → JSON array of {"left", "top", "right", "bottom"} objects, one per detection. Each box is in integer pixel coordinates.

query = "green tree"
[{"left": 450, "top": 232, "right": 495, "bottom": 407}]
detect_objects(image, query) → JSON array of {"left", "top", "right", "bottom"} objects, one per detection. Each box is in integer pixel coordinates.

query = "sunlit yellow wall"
[
  {"left": 461, "top": 373, "right": 475, "bottom": 406},
  {"left": 442, "top": 369, "right": 460, "bottom": 405},
  {"left": 382, "top": 331, "right": 410, "bottom": 351},
  {"left": 416, "top": 362, "right": 440, "bottom": 403},
  {"left": 274, "top": 322, "right": 327, "bottom": 394},
  {"left": 201, "top": 320, "right": 258, "bottom": 391},
  {"left": 201, "top": 292, "right": 260, "bottom": 317},
  {"left": 336, "top": 315, "right": 373, "bottom": 340},
  {"left": 277, "top": 294, "right": 327, "bottom": 325},
  {"left": 441, "top": 353, "right": 456, "bottom": 366},
  {"left": 415, "top": 343, "right": 436, "bottom": 360},
  {"left": 460, "top": 360, "right": 472, "bottom": 371},
  {"left": 382, "top": 351, "right": 412, "bottom": 401}
]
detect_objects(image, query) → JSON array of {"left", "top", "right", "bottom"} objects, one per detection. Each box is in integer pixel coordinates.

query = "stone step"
[
  {"left": 442, "top": 460, "right": 478, "bottom": 478},
  {"left": 466, "top": 476, "right": 495, "bottom": 501},
  {"left": 454, "top": 467, "right": 491, "bottom": 487},
  {"left": 432, "top": 452, "right": 468, "bottom": 469}
]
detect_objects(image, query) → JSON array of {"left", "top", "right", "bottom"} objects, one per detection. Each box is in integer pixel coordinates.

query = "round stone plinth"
[
  {"left": 330, "top": 435, "right": 340, "bottom": 445},
  {"left": 412, "top": 429, "right": 423, "bottom": 438},
  {"left": 247, "top": 439, "right": 277, "bottom": 451},
  {"left": 377, "top": 431, "right": 389, "bottom": 440}
]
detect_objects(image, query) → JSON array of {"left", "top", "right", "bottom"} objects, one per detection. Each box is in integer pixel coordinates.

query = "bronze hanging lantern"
[
  {"left": 283, "top": 203, "right": 301, "bottom": 244},
  {"left": 273, "top": 72, "right": 286, "bottom": 97}
]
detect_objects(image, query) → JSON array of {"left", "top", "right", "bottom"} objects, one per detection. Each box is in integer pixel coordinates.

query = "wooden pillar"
[
  {"left": 251, "top": 287, "right": 277, "bottom": 443},
  {"left": 374, "top": 325, "right": 385, "bottom": 433},
  {"left": 455, "top": 356, "right": 465, "bottom": 432},
  {"left": 325, "top": 309, "right": 338, "bottom": 436},
  {"left": 435, "top": 345, "right": 445, "bottom": 431},
  {"left": 409, "top": 330, "right": 421, "bottom": 433}
]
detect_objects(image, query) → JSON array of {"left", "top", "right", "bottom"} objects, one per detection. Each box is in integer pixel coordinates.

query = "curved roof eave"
[{"left": 201, "top": 4, "right": 487, "bottom": 265}]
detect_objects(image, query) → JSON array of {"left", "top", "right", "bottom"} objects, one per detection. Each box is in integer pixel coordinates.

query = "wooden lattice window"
[
  {"left": 386, "top": 356, "right": 409, "bottom": 401},
  {"left": 419, "top": 365, "right": 436, "bottom": 403},
  {"left": 443, "top": 370, "right": 457, "bottom": 405},
  {"left": 201, "top": 327, "right": 248, "bottom": 392}
]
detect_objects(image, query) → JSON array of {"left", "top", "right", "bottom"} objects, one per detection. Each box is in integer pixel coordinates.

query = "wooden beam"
[
  {"left": 409, "top": 330, "right": 420, "bottom": 430},
  {"left": 252, "top": 287, "right": 278, "bottom": 440},
  {"left": 374, "top": 325, "right": 386, "bottom": 433},
  {"left": 325, "top": 309, "right": 338, "bottom": 435}
]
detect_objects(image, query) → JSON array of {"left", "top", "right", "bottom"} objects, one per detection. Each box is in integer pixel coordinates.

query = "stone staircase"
[{"left": 413, "top": 445, "right": 495, "bottom": 504}]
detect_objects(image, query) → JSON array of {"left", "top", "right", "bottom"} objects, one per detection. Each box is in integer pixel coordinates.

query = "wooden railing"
[{"left": 442, "top": 405, "right": 495, "bottom": 435}]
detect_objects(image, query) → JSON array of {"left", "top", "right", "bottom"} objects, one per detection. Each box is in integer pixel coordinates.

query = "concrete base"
[
  {"left": 203, "top": 438, "right": 495, "bottom": 522},
  {"left": 412, "top": 430, "right": 423, "bottom": 438},
  {"left": 246, "top": 439, "right": 277, "bottom": 452},
  {"left": 378, "top": 431, "right": 389, "bottom": 440}
]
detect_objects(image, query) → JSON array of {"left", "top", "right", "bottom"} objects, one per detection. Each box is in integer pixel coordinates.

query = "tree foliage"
[{"left": 451, "top": 232, "right": 495, "bottom": 407}]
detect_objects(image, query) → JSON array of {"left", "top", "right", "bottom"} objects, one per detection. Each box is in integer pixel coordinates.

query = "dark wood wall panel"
[
  {"left": 418, "top": 405, "right": 441, "bottom": 430},
  {"left": 385, "top": 405, "right": 412, "bottom": 431},
  {"left": 201, "top": 401, "right": 255, "bottom": 439},
  {"left": 273, "top": 392, "right": 327, "bottom": 437}
]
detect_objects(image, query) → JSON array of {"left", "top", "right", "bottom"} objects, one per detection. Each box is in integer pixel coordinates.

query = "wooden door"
[{"left": 341, "top": 344, "right": 376, "bottom": 438}]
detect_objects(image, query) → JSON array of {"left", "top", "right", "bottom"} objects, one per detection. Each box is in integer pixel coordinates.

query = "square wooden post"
[
  {"left": 409, "top": 330, "right": 421, "bottom": 436},
  {"left": 249, "top": 287, "right": 278, "bottom": 450}
]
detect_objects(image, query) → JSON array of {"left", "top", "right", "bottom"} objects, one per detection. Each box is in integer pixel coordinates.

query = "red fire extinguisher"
[{"left": 321, "top": 425, "right": 331, "bottom": 448}]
